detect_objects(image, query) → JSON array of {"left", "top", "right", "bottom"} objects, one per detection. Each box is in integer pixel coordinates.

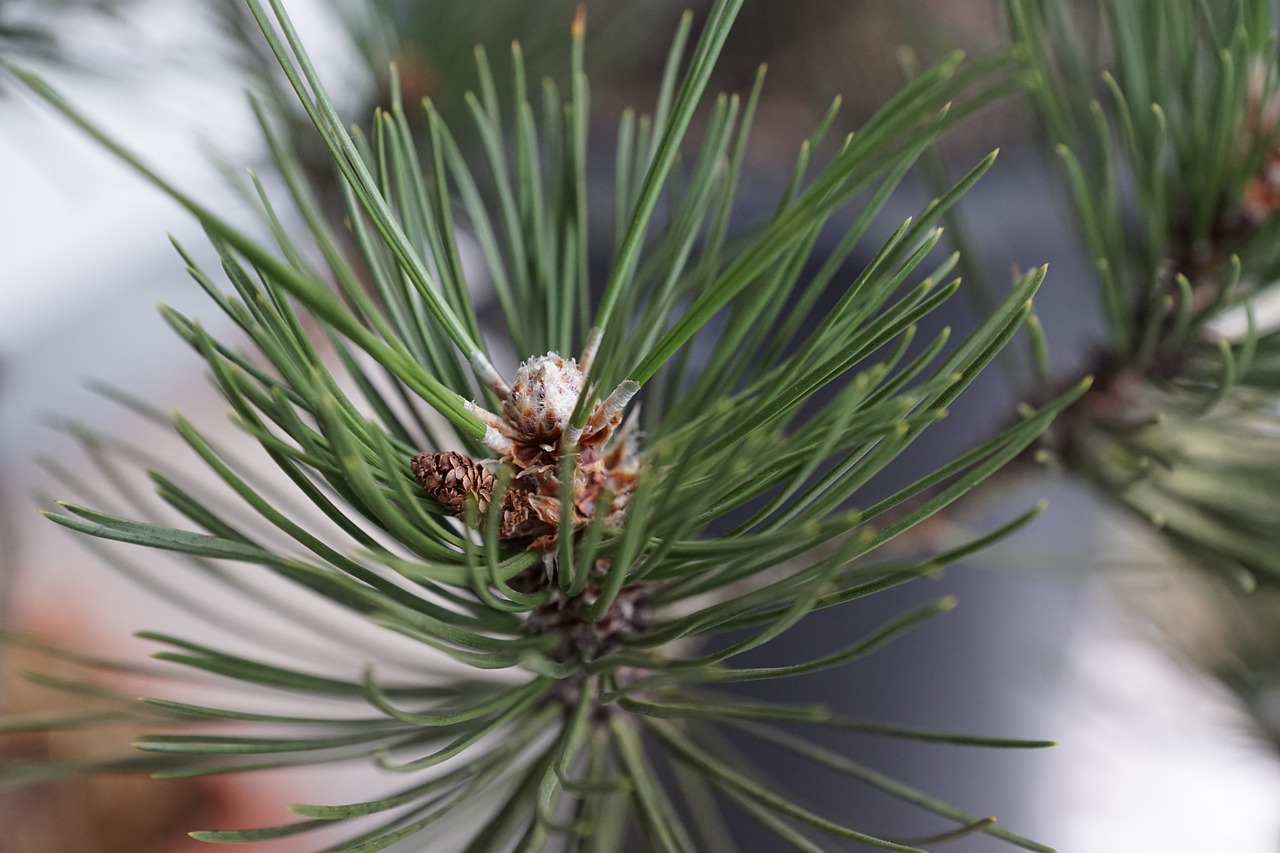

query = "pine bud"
[{"left": 502, "top": 353, "right": 585, "bottom": 440}]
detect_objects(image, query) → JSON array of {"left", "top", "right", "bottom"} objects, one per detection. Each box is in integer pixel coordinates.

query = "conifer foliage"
[{"left": 30, "top": 0, "right": 1280, "bottom": 850}]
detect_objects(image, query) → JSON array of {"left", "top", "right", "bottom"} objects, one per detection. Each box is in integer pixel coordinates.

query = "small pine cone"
[{"left": 411, "top": 451, "right": 495, "bottom": 515}]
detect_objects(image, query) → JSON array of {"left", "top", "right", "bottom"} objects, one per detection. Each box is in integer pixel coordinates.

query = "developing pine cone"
[
  {"left": 411, "top": 451, "right": 495, "bottom": 514},
  {"left": 502, "top": 353, "right": 584, "bottom": 441},
  {"left": 413, "top": 351, "right": 639, "bottom": 549},
  {"left": 492, "top": 353, "right": 633, "bottom": 468}
]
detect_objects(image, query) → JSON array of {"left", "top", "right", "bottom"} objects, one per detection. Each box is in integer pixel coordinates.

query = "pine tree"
[{"left": 4, "top": 1, "right": 1280, "bottom": 850}]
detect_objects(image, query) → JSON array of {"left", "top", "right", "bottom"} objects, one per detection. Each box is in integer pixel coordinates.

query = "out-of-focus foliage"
[{"left": 1011, "top": 0, "right": 1280, "bottom": 588}]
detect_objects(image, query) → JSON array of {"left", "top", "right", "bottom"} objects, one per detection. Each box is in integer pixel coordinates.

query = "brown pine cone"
[{"left": 411, "top": 451, "right": 495, "bottom": 514}]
